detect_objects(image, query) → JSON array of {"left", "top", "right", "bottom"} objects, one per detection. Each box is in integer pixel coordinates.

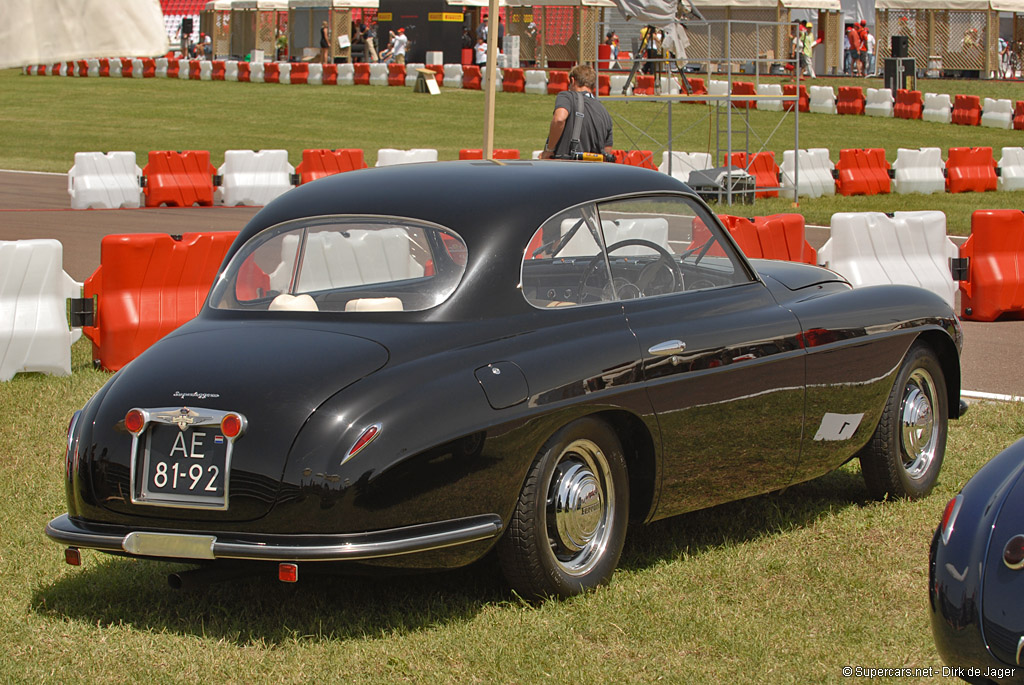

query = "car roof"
[{"left": 226, "top": 161, "right": 699, "bottom": 320}]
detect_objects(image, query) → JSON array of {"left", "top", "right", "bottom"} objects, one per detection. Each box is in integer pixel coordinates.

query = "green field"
[
  {"left": 2, "top": 68, "right": 1023, "bottom": 233},
  {"left": 2, "top": 341, "right": 1023, "bottom": 683}
]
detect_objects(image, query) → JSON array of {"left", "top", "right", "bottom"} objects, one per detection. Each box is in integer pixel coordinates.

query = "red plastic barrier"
[
  {"left": 462, "top": 65, "right": 481, "bottom": 90},
  {"left": 296, "top": 149, "right": 367, "bottom": 184},
  {"left": 782, "top": 85, "right": 809, "bottom": 112},
  {"left": 502, "top": 68, "right": 525, "bottom": 93},
  {"left": 142, "top": 151, "right": 216, "bottom": 207},
  {"left": 598, "top": 73, "right": 610, "bottom": 97},
  {"left": 946, "top": 146, "right": 997, "bottom": 193},
  {"left": 459, "top": 149, "right": 520, "bottom": 160},
  {"left": 959, "top": 209, "right": 1024, "bottom": 321},
  {"left": 82, "top": 232, "right": 239, "bottom": 371},
  {"left": 425, "top": 64, "right": 444, "bottom": 85},
  {"left": 835, "top": 148, "right": 891, "bottom": 196},
  {"left": 612, "top": 150, "right": 656, "bottom": 169},
  {"left": 725, "top": 152, "right": 779, "bottom": 198},
  {"left": 77, "top": 60, "right": 89, "bottom": 77},
  {"left": 836, "top": 86, "right": 865, "bottom": 115},
  {"left": 686, "top": 77, "right": 706, "bottom": 96},
  {"left": 166, "top": 58, "right": 180, "bottom": 78},
  {"left": 264, "top": 62, "right": 280, "bottom": 83},
  {"left": 952, "top": 94, "right": 981, "bottom": 126},
  {"left": 97, "top": 59, "right": 109, "bottom": 77},
  {"left": 353, "top": 63, "right": 371, "bottom": 85},
  {"left": 237, "top": 61, "right": 250, "bottom": 82},
  {"left": 717, "top": 214, "right": 816, "bottom": 265},
  {"left": 461, "top": 48, "right": 473, "bottom": 66},
  {"left": 120, "top": 58, "right": 134, "bottom": 78},
  {"left": 140, "top": 58, "right": 156, "bottom": 78},
  {"left": 190, "top": 59, "right": 203, "bottom": 80},
  {"left": 1014, "top": 100, "right": 1024, "bottom": 131},
  {"left": 387, "top": 63, "right": 406, "bottom": 86},
  {"left": 211, "top": 60, "right": 225, "bottom": 80},
  {"left": 289, "top": 62, "right": 309, "bottom": 84},
  {"left": 731, "top": 81, "right": 756, "bottom": 109},
  {"left": 548, "top": 70, "right": 570, "bottom": 94},
  {"left": 894, "top": 89, "right": 923, "bottom": 120},
  {"left": 598, "top": 44, "right": 612, "bottom": 71},
  {"left": 634, "top": 74, "right": 655, "bottom": 95},
  {"left": 322, "top": 64, "right": 337, "bottom": 85}
]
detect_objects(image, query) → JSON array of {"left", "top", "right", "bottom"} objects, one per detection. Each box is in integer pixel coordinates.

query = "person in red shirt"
[
  {"left": 857, "top": 20, "right": 869, "bottom": 76},
  {"left": 847, "top": 23, "right": 864, "bottom": 76}
]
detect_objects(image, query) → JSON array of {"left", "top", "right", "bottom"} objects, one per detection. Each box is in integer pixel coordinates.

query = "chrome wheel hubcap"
[
  {"left": 900, "top": 368, "right": 939, "bottom": 479},
  {"left": 548, "top": 439, "right": 613, "bottom": 576}
]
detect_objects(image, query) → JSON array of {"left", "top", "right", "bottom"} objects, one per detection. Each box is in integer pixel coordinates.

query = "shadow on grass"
[{"left": 30, "top": 465, "right": 871, "bottom": 644}]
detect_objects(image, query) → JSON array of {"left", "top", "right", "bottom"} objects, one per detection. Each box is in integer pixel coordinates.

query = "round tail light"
[
  {"left": 124, "top": 409, "right": 145, "bottom": 434},
  {"left": 1004, "top": 535, "right": 1024, "bottom": 570}
]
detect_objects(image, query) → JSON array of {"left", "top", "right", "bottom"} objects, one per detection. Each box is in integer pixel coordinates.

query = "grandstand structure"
[{"left": 160, "top": 0, "right": 208, "bottom": 41}]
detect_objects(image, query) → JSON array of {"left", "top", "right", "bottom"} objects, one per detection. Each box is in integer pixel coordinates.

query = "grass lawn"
[
  {"left": 2, "top": 68, "right": 1023, "bottom": 234},
  {"left": 1, "top": 339, "right": 1023, "bottom": 683}
]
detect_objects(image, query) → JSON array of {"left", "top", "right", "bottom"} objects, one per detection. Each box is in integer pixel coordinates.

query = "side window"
[{"left": 520, "top": 195, "right": 752, "bottom": 309}]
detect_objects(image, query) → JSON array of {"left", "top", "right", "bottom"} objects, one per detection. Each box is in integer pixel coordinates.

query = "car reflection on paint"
[{"left": 47, "top": 160, "right": 963, "bottom": 599}]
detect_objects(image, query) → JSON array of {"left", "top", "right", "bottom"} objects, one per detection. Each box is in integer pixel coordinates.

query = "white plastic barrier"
[
  {"left": 109, "top": 59, "right": 122, "bottom": 77},
  {"left": 818, "top": 211, "right": 958, "bottom": 309},
  {"left": 808, "top": 85, "right": 836, "bottom": 114},
  {"left": 250, "top": 61, "right": 265, "bottom": 83},
  {"left": 658, "top": 151, "right": 713, "bottom": 182},
  {"left": 610, "top": 74, "right": 629, "bottom": 95},
  {"left": 336, "top": 63, "right": 354, "bottom": 85},
  {"left": 708, "top": 80, "right": 728, "bottom": 97},
  {"left": 375, "top": 149, "right": 439, "bottom": 167},
  {"left": 922, "top": 92, "right": 952, "bottom": 124},
  {"left": 131, "top": 58, "right": 144, "bottom": 78},
  {"left": 482, "top": 66, "right": 502, "bottom": 92},
  {"left": 560, "top": 218, "right": 669, "bottom": 257},
  {"left": 225, "top": 60, "right": 238, "bottom": 81},
  {"left": 369, "top": 63, "right": 389, "bottom": 86},
  {"left": 0, "top": 240, "right": 82, "bottom": 382},
  {"left": 307, "top": 63, "right": 323, "bottom": 85},
  {"left": 780, "top": 148, "right": 835, "bottom": 198},
  {"left": 756, "top": 83, "right": 783, "bottom": 111},
  {"left": 199, "top": 60, "right": 213, "bottom": 81},
  {"left": 404, "top": 63, "right": 424, "bottom": 87},
  {"left": 87, "top": 59, "right": 100, "bottom": 77},
  {"left": 443, "top": 64, "right": 463, "bottom": 89},
  {"left": 155, "top": 57, "right": 169, "bottom": 78},
  {"left": 981, "top": 98, "right": 1014, "bottom": 130},
  {"left": 67, "top": 151, "right": 143, "bottom": 209},
  {"left": 278, "top": 62, "right": 292, "bottom": 84},
  {"left": 524, "top": 69, "right": 547, "bottom": 94},
  {"left": 999, "top": 147, "right": 1024, "bottom": 191},
  {"left": 659, "top": 76, "right": 681, "bottom": 95},
  {"left": 864, "top": 88, "right": 894, "bottom": 117},
  {"left": 892, "top": 147, "right": 945, "bottom": 195},
  {"left": 216, "top": 149, "right": 295, "bottom": 207}
]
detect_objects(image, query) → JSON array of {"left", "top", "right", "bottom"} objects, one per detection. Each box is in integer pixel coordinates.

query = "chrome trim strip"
[{"left": 46, "top": 514, "right": 503, "bottom": 562}]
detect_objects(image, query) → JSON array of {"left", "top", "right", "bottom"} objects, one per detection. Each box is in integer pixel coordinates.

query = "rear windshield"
[{"left": 210, "top": 216, "right": 467, "bottom": 313}]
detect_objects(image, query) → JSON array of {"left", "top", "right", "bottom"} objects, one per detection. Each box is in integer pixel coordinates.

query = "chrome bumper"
[{"left": 45, "top": 513, "right": 503, "bottom": 562}]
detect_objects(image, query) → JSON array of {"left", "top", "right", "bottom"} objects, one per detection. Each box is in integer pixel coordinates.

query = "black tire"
[
  {"left": 497, "top": 417, "right": 629, "bottom": 599},
  {"left": 860, "top": 343, "right": 948, "bottom": 500}
]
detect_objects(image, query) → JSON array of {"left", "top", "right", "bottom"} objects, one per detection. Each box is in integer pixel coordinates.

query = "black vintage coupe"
[
  {"left": 48, "top": 160, "right": 963, "bottom": 598},
  {"left": 931, "top": 437, "right": 1024, "bottom": 682}
]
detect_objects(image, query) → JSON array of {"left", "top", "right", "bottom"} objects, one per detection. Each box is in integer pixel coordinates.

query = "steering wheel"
[{"left": 578, "top": 239, "right": 683, "bottom": 303}]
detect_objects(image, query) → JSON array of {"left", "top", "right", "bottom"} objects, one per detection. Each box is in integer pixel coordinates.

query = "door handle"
[{"left": 648, "top": 340, "right": 686, "bottom": 356}]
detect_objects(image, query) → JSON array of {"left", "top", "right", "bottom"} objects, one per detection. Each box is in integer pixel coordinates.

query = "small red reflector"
[
  {"left": 279, "top": 562, "right": 298, "bottom": 583},
  {"left": 940, "top": 495, "right": 962, "bottom": 546},
  {"left": 124, "top": 409, "right": 145, "bottom": 434},
  {"left": 221, "top": 413, "right": 242, "bottom": 439},
  {"left": 64, "top": 547, "right": 81, "bottom": 566},
  {"left": 347, "top": 424, "right": 381, "bottom": 460}
]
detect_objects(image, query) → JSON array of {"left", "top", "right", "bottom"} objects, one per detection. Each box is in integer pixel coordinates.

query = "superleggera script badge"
[{"left": 173, "top": 391, "right": 222, "bottom": 401}]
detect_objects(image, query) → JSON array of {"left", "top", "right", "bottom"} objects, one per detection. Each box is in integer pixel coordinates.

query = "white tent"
[{"left": 0, "top": 0, "right": 168, "bottom": 69}]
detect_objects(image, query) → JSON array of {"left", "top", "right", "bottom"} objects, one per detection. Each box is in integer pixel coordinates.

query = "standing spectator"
[
  {"left": 641, "top": 25, "right": 662, "bottom": 75},
  {"left": 392, "top": 28, "right": 408, "bottom": 65},
  {"left": 203, "top": 32, "right": 212, "bottom": 59},
  {"left": 605, "top": 31, "right": 620, "bottom": 67},
  {"left": 319, "top": 21, "right": 330, "bottom": 64},
  {"left": 477, "top": 17, "right": 488, "bottom": 42},
  {"left": 539, "top": 64, "right": 613, "bottom": 160},
  {"left": 857, "top": 20, "right": 869, "bottom": 76},
  {"left": 843, "top": 26, "right": 852, "bottom": 75},
  {"left": 865, "top": 27, "right": 876, "bottom": 76},
  {"left": 475, "top": 37, "right": 487, "bottom": 66},
  {"left": 497, "top": 16, "right": 505, "bottom": 49},
  {"left": 846, "top": 22, "right": 864, "bottom": 76},
  {"left": 800, "top": 21, "right": 816, "bottom": 78}
]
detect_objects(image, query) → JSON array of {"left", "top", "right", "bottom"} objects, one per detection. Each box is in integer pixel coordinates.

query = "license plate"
[{"left": 129, "top": 407, "right": 244, "bottom": 510}]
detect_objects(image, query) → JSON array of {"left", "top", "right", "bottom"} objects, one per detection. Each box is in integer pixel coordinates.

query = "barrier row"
[
  {"left": 25, "top": 60, "right": 1024, "bottom": 135},
  {"left": 8, "top": 208, "right": 1024, "bottom": 381}
]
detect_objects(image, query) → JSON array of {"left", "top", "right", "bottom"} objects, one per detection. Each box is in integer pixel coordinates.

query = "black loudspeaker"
[
  {"left": 891, "top": 35, "right": 909, "bottom": 58},
  {"left": 181, "top": 17, "right": 194, "bottom": 35}
]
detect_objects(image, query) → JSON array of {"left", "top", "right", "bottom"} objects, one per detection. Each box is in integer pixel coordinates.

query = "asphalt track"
[{"left": 2, "top": 168, "right": 1021, "bottom": 399}]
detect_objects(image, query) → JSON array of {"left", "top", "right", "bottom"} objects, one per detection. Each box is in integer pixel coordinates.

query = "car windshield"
[{"left": 210, "top": 216, "right": 467, "bottom": 313}]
